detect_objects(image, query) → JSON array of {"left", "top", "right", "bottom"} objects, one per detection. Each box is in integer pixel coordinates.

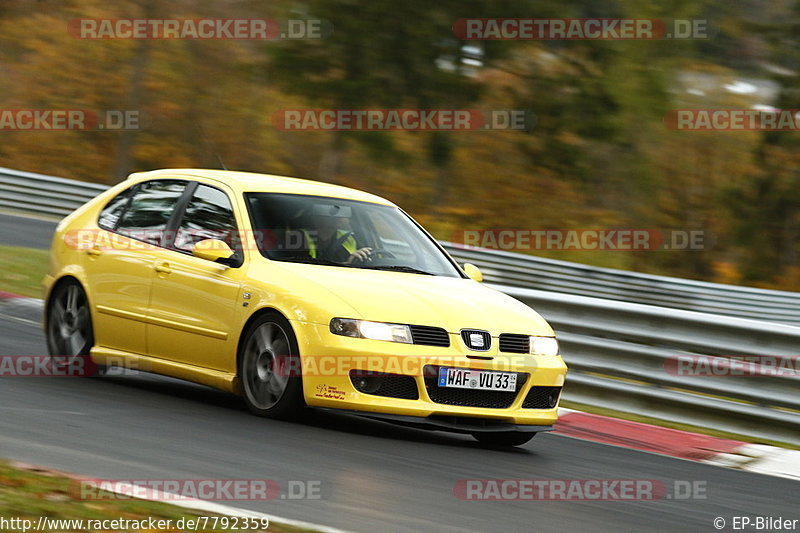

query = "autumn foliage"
[{"left": 0, "top": 0, "right": 798, "bottom": 290}]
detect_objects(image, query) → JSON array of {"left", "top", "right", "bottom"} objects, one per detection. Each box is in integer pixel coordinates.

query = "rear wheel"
[
  {"left": 45, "top": 280, "right": 100, "bottom": 376},
  {"left": 239, "top": 312, "right": 305, "bottom": 419},
  {"left": 472, "top": 432, "right": 537, "bottom": 447}
]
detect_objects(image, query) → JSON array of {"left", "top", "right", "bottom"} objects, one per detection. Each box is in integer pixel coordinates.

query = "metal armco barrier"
[
  {"left": 2, "top": 166, "right": 800, "bottom": 444},
  {"left": 0, "top": 166, "right": 107, "bottom": 217},
  {"left": 495, "top": 284, "right": 800, "bottom": 446},
  {"left": 442, "top": 243, "right": 800, "bottom": 326}
]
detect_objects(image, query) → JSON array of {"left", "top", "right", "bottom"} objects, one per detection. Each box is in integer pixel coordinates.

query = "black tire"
[
  {"left": 472, "top": 431, "right": 537, "bottom": 447},
  {"left": 45, "top": 280, "right": 102, "bottom": 376},
  {"left": 238, "top": 311, "right": 305, "bottom": 419}
]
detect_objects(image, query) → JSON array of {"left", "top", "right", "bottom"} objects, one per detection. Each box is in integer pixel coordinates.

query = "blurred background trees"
[{"left": 0, "top": 0, "right": 798, "bottom": 290}]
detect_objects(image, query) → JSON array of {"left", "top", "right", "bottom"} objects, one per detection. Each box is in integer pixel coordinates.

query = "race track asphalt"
[{"left": 0, "top": 212, "right": 796, "bottom": 532}]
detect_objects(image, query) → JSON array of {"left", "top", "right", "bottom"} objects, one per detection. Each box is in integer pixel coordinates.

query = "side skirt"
[{"left": 90, "top": 347, "right": 240, "bottom": 395}]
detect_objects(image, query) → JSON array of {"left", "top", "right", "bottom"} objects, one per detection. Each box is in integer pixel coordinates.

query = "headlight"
[
  {"left": 530, "top": 336, "right": 559, "bottom": 356},
  {"left": 330, "top": 318, "right": 412, "bottom": 344}
]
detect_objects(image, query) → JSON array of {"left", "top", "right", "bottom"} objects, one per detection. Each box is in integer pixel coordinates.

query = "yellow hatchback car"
[{"left": 44, "top": 169, "right": 567, "bottom": 446}]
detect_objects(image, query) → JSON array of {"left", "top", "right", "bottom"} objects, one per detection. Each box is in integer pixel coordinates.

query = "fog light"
[
  {"left": 350, "top": 371, "right": 385, "bottom": 394},
  {"left": 548, "top": 389, "right": 560, "bottom": 408}
]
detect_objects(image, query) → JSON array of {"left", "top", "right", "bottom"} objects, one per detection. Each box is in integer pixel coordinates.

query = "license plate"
[{"left": 438, "top": 367, "right": 517, "bottom": 391}]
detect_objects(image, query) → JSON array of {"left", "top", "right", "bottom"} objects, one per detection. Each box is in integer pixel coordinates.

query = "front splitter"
[{"left": 317, "top": 407, "right": 555, "bottom": 434}]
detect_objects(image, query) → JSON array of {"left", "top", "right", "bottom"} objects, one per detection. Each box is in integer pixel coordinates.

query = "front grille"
[
  {"left": 499, "top": 334, "right": 530, "bottom": 354},
  {"left": 409, "top": 325, "right": 450, "bottom": 347},
  {"left": 460, "top": 329, "right": 492, "bottom": 351},
  {"left": 522, "top": 386, "right": 561, "bottom": 409},
  {"left": 349, "top": 371, "right": 419, "bottom": 400},
  {"left": 423, "top": 365, "right": 528, "bottom": 409}
]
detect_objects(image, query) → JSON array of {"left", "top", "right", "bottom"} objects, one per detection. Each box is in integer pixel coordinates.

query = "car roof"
[{"left": 127, "top": 169, "right": 396, "bottom": 206}]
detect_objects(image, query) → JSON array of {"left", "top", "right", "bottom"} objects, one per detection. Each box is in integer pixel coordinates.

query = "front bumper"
[{"left": 293, "top": 321, "right": 568, "bottom": 429}]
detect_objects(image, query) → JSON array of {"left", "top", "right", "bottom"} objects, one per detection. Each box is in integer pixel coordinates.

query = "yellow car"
[{"left": 44, "top": 169, "right": 567, "bottom": 446}]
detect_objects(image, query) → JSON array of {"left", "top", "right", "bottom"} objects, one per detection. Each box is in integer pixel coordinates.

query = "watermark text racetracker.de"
[
  {"left": 65, "top": 228, "right": 707, "bottom": 254},
  {"left": 68, "top": 18, "right": 332, "bottom": 40},
  {"left": 665, "top": 109, "right": 800, "bottom": 131},
  {"left": 450, "top": 229, "right": 709, "bottom": 251},
  {"left": 73, "top": 478, "right": 322, "bottom": 501},
  {"left": 665, "top": 355, "right": 800, "bottom": 377},
  {"left": 0, "top": 109, "right": 142, "bottom": 131},
  {"left": 272, "top": 109, "right": 535, "bottom": 131},
  {"left": 62, "top": 228, "right": 342, "bottom": 252},
  {"left": 0, "top": 355, "right": 145, "bottom": 377},
  {"left": 0, "top": 352, "right": 558, "bottom": 381},
  {"left": 0, "top": 355, "right": 98, "bottom": 377},
  {"left": 454, "top": 479, "right": 707, "bottom": 500},
  {"left": 453, "top": 18, "right": 708, "bottom": 40}
]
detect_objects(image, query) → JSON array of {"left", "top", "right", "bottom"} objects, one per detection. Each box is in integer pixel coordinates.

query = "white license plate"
[{"left": 438, "top": 367, "right": 517, "bottom": 391}]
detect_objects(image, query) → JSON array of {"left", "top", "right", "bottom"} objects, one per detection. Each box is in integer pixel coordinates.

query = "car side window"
[
  {"left": 116, "top": 180, "right": 187, "bottom": 246},
  {"left": 174, "top": 184, "right": 239, "bottom": 252},
  {"left": 97, "top": 188, "right": 132, "bottom": 231}
]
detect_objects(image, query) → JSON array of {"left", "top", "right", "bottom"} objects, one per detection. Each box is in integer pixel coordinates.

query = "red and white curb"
[
  {"left": 556, "top": 408, "right": 800, "bottom": 481},
  {"left": 0, "top": 293, "right": 42, "bottom": 326},
  {"left": 0, "top": 291, "right": 28, "bottom": 299}
]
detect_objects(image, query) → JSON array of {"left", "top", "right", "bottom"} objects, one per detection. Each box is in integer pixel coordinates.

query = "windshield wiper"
[
  {"left": 360, "top": 265, "right": 436, "bottom": 275},
  {"left": 276, "top": 257, "right": 435, "bottom": 275},
  {"left": 277, "top": 257, "right": 352, "bottom": 267}
]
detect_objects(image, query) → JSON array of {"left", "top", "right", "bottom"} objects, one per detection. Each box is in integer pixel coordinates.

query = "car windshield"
[{"left": 245, "top": 193, "right": 462, "bottom": 277}]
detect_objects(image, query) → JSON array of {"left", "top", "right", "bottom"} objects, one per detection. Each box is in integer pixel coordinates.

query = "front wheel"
[
  {"left": 45, "top": 280, "right": 101, "bottom": 376},
  {"left": 239, "top": 312, "right": 305, "bottom": 419},
  {"left": 472, "top": 432, "right": 537, "bottom": 447}
]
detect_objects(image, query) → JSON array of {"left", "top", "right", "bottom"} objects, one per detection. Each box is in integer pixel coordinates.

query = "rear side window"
[
  {"left": 98, "top": 188, "right": 131, "bottom": 231},
  {"left": 174, "top": 184, "right": 239, "bottom": 252},
  {"left": 116, "top": 180, "right": 187, "bottom": 245}
]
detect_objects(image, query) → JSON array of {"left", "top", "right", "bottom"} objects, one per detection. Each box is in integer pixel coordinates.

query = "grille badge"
[{"left": 460, "top": 329, "right": 492, "bottom": 351}]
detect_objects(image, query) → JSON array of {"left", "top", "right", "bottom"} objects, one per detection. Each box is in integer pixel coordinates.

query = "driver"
[{"left": 304, "top": 206, "right": 373, "bottom": 264}]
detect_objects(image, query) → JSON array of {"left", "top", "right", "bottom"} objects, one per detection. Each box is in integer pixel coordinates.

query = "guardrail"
[
  {"left": 3, "top": 166, "right": 800, "bottom": 444},
  {"left": 496, "top": 284, "right": 800, "bottom": 446},
  {"left": 0, "top": 166, "right": 107, "bottom": 218},
  {"left": 443, "top": 244, "right": 800, "bottom": 326}
]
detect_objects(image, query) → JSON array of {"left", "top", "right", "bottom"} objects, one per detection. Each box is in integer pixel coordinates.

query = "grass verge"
[
  {"left": 0, "top": 460, "right": 319, "bottom": 532},
  {"left": 0, "top": 245, "right": 49, "bottom": 298}
]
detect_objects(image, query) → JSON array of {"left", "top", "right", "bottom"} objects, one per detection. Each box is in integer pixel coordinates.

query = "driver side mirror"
[
  {"left": 463, "top": 263, "right": 483, "bottom": 282},
  {"left": 192, "top": 239, "right": 242, "bottom": 267}
]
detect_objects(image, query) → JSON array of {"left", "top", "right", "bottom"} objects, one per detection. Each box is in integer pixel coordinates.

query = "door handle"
[
  {"left": 86, "top": 245, "right": 102, "bottom": 257},
  {"left": 154, "top": 263, "right": 172, "bottom": 274}
]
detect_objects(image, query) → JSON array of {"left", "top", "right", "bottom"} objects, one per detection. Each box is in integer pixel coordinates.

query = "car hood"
[{"left": 271, "top": 262, "right": 554, "bottom": 336}]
